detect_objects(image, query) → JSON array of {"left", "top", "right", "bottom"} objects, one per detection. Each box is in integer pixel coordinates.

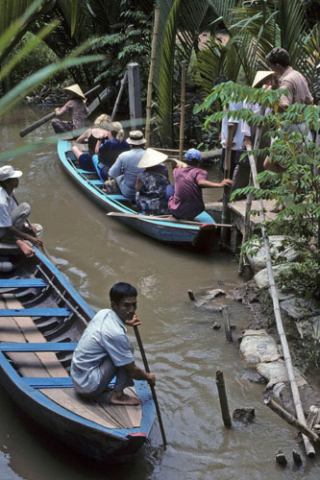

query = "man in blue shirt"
[
  {"left": 71, "top": 282, "right": 156, "bottom": 405},
  {"left": 103, "top": 130, "right": 146, "bottom": 200}
]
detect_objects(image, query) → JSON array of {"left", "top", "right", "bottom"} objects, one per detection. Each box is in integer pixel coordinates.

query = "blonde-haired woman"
[
  {"left": 71, "top": 114, "right": 111, "bottom": 171},
  {"left": 92, "top": 121, "right": 130, "bottom": 181}
]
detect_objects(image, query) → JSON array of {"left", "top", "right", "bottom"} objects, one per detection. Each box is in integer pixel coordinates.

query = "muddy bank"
[{"left": 232, "top": 280, "right": 320, "bottom": 416}]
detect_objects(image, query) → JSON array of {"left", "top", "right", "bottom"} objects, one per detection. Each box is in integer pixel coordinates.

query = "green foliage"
[{"left": 196, "top": 80, "right": 320, "bottom": 301}]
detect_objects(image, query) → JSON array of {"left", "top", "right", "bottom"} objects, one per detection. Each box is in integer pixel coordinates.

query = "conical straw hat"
[
  {"left": 63, "top": 84, "right": 86, "bottom": 99},
  {"left": 138, "top": 148, "right": 168, "bottom": 168},
  {"left": 252, "top": 71, "right": 274, "bottom": 88}
]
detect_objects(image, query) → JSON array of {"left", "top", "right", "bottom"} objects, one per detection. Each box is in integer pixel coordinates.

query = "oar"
[
  {"left": 107, "top": 212, "right": 232, "bottom": 228},
  {"left": 12, "top": 193, "right": 55, "bottom": 263},
  {"left": 133, "top": 325, "right": 167, "bottom": 448},
  {"left": 19, "top": 84, "right": 101, "bottom": 138}
]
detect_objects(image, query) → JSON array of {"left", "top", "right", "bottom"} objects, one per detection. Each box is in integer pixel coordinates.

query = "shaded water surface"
[{"left": 0, "top": 108, "right": 320, "bottom": 480}]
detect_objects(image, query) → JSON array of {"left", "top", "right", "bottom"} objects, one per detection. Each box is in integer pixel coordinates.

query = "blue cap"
[{"left": 185, "top": 148, "right": 201, "bottom": 162}]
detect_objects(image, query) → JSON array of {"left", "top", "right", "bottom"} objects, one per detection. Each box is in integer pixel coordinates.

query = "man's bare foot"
[
  {"left": 16, "top": 240, "right": 34, "bottom": 258},
  {"left": 110, "top": 391, "right": 141, "bottom": 406}
]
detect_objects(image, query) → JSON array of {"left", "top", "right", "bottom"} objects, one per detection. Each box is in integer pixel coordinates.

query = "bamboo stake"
[
  {"left": 179, "top": 61, "right": 187, "bottom": 163},
  {"left": 111, "top": 71, "right": 128, "bottom": 121},
  {"left": 145, "top": 6, "right": 160, "bottom": 147},
  {"left": 246, "top": 144, "right": 315, "bottom": 457},
  {"left": 222, "top": 306, "right": 232, "bottom": 342},
  {"left": 216, "top": 370, "right": 232, "bottom": 428},
  {"left": 264, "top": 396, "right": 320, "bottom": 446},
  {"left": 238, "top": 107, "right": 265, "bottom": 274},
  {"left": 220, "top": 124, "right": 234, "bottom": 246}
]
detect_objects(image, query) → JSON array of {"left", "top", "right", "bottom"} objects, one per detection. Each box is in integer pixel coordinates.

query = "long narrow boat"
[
  {"left": 0, "top": 248, "right": 155, "bottom": 463},
  {"left": 57, "top": 139, "right": 218, "bottom": 249}
]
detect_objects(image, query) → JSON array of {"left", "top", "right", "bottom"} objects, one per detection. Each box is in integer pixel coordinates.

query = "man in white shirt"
[
  {"left": 71, "top": 282, "right": 156, "bottom": 405},
  {"left": 0, "top": 165, "right": 43, "bottom": 257}
]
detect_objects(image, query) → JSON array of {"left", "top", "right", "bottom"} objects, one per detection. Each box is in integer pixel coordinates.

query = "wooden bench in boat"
[
  {"left": 0, "top": 292, "right": 142, "bottom": 429},
  {"left": 0, "top": 278, "right": 47, "bottom": 288},
  {"left": 0, "top": 308, "right": 71, "bottom": 317}
]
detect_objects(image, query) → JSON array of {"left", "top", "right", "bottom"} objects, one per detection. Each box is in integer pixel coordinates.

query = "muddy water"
[{"left": 0, "top": 107, "right": 320, "bottom": 480}]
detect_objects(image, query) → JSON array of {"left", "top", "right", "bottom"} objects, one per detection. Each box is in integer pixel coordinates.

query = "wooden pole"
[
  {"left": 12, "top": 194, "right": 55, "bottom": 264},
  {"left": 238, "top": 107, "right": 265, "bottom": 274},
  {"left": 215, "top": 370, "right": 232, "bottom": 428},
  {"left": 179, "top": 61, "right": 187, "bottom": 163},
  {"left": 220, "top": 124, "right": 235, "bottom": 246},
  {"left": 145, "top": 6, "right": 160, "bottom": 147},
  {"left": 111, "top": 72, "right": 128, "bottom": 121},
  {"left": 222, "top": 306, "right": 232, "bottom": 342},
  {"left": 133, "top": 326, "right": 167, "bottom": 448},
  {"left": 19, "top": 85, "right": 101, "bottom": 137},
  {"left": 247, "top": 144, "right": 315, "bottom": 457},
  {"left": 264, "top": 396, "right": 320, "bottom": 446},
  {"left": 127, "top": 63, "right": 142, "bottom": 130}
]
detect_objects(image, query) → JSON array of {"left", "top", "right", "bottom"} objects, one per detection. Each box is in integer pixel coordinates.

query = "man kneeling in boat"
[
  {"left": 71, "top": 282, "right": 156, "bottom": 405},
  {"left": 0, "top": 165, "right": 43, "bottom": 257},
  {"left": 167, "top": 149, "right": 233, "bottom": 220}
]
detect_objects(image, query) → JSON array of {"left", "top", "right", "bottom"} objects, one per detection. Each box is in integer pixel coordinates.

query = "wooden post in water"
[
  {"left": 220, "top": 124, "right": 235, "bottom": 247},
  {"left": 222, "top": 306, "right": 232, "bottom": 342},
  {"left": 127, "top": 62, "right": 142, "bottom": 130},
  {"left": 216, "top": 370, "right": 232, "bottom": 428}
]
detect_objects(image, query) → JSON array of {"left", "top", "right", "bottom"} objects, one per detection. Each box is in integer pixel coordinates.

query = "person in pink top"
[{"left": 168, "top": 149, "right": 233, "bottom": 220}]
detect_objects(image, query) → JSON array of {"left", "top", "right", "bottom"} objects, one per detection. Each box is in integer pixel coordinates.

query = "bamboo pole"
[
  {"left": 220, "top": 124, "right": 234, "bottom": 246},
  {"left": 111, "top": 71, "right": 128, "bottom": 121},
  {"left": 216, "top": 370, "right": 232, "bottom": 428},
  {"left": 246, "top": 144, "right": 315, "bottom": 457},
  {"left": 145, "top": 6, "right": 160, "bottom": 147},
  {"left": 222, "top": 306, "right": 232, "bottom": 342},
  {"left": 238, "top": 107, "right": 265, "bottom": 275},
  {"left": 264, "top": 396, "right": 320, "bottom": 445},
  {"left": 179, "top": 61, "right": 187, "bottom": 163}
]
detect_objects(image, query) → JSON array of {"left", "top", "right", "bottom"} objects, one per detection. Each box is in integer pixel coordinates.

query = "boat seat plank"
[
  {"left": 0, "top": 342, "right": 77, "bottom": 352},
  {"left": 0, "top": 307, "right": 71, "bottom": 317},
  {"left": 108, "top": 194, "right": 130, "bottom": 202},
  {"left": 77, "top": 169, "right": 94, "bottom": 175},
  {"left": 25, "top": 377, "right": 74, "bottom": 388},
  {"left": 0, "top": 279, "right": 47, "bottom": 288},
  {"left": 89, "top": 179, "right": 103, "bottom": 185},
  {"left": 1, "top": 295, "right": 69, "bottom": 378}
]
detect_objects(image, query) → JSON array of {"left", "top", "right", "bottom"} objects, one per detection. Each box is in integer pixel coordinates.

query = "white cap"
[{"left": 0, "top": 165, "right": 22, "bottom": 181}]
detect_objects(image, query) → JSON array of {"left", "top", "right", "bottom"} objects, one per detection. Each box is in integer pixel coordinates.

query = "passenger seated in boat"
[
  {"left": 167, "top": 149, "right": 233, "bottom": 220},
  {"left": 71, "top": 114, "right": 111, "bottom": 171},
  {"left": 92, "top": 122, "right": 130, "bottom": 181},
  {"left": 103, "top": 131, "right": 146, "bottom": 200},
  {"left": 135, "top": 148, "right": 170, "bottom": 215},
  {"left": 52, "top": 84, "right": 88, "bottom": 134},
  {"left": 71, "top": 282, "right": 156, "bottom": 405},
  {"left": 0, "top": 166, "right": 43, "bottom": 258}
]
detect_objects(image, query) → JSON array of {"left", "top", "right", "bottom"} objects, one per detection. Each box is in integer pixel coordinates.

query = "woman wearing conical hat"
[{"left": 51, "top": 84, "right": 89, "bottom": 134}]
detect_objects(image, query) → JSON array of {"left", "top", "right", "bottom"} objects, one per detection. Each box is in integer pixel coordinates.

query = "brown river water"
[{"left": 0, "top": 107, "right": 319, "bottom": 480}]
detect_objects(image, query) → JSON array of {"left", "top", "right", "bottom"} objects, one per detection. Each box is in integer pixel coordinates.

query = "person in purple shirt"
[{"left": 168, "top": 149, "right": 233, "bottom": 220}]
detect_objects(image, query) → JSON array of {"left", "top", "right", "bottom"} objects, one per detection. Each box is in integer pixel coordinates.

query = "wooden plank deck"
[{"left": 0, "top": 292, "right": 142, "bottom": 429}]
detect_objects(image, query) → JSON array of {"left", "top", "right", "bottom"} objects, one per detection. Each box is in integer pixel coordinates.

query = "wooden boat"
[
  {"left": 0, "top": 248, "right": 155, "bottom": 464},
  {"left": 57, "top": 139, "right": 219, "bottom": 249}
]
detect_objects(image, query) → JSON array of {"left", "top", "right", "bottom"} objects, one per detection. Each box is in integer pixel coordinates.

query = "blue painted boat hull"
[
  {"left": 0, "top": 249, "right": 155, "bottom": 463},
  {"left": 57, "top": 140, "right": 217, "bottom": 248}
]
